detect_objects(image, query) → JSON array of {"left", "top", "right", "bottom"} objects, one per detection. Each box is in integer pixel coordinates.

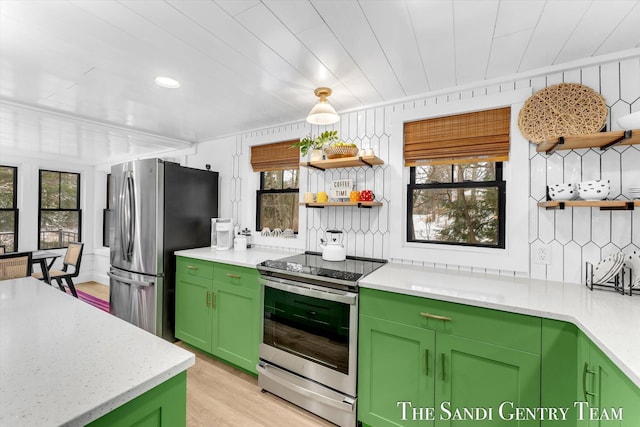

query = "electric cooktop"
[{"left": 257, "top": 251, "right": 387, "bottom": 289}]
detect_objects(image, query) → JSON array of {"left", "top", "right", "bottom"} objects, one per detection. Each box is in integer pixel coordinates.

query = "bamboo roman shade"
[
  {"left": 251, "top": 140, "right": 300, "bottom": 172},
  {"left": 403, "top": 107, "right": 511, "bottom": 166}
]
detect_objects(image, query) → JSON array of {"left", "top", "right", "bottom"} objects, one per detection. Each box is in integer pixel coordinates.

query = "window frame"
[
  {"left": 0, "top": 165, "right": 19, "bottom": 252},
  {"left": 387, "top": 88, "right": 532, "bottom": 273},
  {"left": 255, "top": 169, "right": 299, "bottom": 233},
  {"left": 406, "top": 162, "right": 506, "bottom": 249},
  {"left": 38, "top": 169, "right": 82, "bottom": 250}
]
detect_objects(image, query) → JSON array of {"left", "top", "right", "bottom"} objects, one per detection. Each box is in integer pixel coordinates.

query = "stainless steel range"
[{"left": 256, "top": 251, "right": 386, "bottom": 427}]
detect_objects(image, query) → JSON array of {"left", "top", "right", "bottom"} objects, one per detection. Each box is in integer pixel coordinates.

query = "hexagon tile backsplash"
[{"left": 228, "top": 55, "right": 639, "bottom": 285}]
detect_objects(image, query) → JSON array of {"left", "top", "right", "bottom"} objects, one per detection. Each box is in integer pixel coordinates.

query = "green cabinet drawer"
[
  {"left": 214, "top": 263, "right": 259, "bottom": 289},
  {"left": 360, "top": 288, "right": 541, "bottom": 354},
  {"left": 176, "top": 257, "right": 214, "bottom": 281}
]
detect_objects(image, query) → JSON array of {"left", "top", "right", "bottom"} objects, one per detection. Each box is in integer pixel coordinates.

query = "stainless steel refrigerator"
[{"left": 108, "top": 158, "right": 218, "bottom": 340}]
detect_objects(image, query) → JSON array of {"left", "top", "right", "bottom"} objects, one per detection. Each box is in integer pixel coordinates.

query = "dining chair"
[
  {"left": 0, "top": 252, "right": 33, "bottom": 281},
  {"left": 32, "top": 242, "right": 84, "bottom": 297}
]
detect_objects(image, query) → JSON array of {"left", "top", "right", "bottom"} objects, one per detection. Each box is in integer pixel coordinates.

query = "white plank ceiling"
[{"left": 1, "top": 0, "right": 639, "bottom": 164}]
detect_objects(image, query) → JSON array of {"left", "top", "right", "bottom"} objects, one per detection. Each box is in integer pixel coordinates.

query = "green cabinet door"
[
  {"left": 359, "top": 315, "right": 436, "bottom": 427},
  {"left": 211, "top": 263, "right": 261, "bottom": 375},
  {"left": 587, "top": 344, "right": 640, "bottom": 427},
  {"left": 174, "top": 275, "right": 213, "bottom": 352},
  {"left": 434, "top": 334, "right": 541, "bottom": 427},
  {"left": 175, "top": 259, "right": 214, "bottom": 353},
  {"left": 211, "top": 279, "right": 260, "bottom": 374}
]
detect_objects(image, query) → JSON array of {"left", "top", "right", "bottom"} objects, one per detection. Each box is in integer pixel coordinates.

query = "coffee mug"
[
  {"left": 303, "top": 192, "right": 315, "bottom": 203},
  {"left": 350, "top": 191, "right": 360, "bottom": 202},
  {"left": 359, "top": 190, "right": 375, "bottom": 201},
  {"left": 317, "top": 191, "right": 329, "bottom": 202}
]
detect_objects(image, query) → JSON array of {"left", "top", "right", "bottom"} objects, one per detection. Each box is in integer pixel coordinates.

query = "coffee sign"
[
  {"left": 330, "top": 179, "right": 353, "bottom": 200},
  {"left": 331, "top": 179, "right": 353, "bottom": 189}
]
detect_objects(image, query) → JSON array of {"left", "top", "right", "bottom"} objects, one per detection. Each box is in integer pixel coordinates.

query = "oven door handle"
[{"left": 262, "top": 278, "right": 357, "bottom": 305}]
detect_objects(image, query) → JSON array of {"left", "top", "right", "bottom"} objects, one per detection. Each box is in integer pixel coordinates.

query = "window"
[
  {"left": 0, "top": 165, "right": 18, "bottom": 252},
  {"left": 256, "top": 169, "right": 299, "bottom": 232},
  {"left": 39, "top": 170, "right": 81, "bottom": 249},
  {"left": 403, "top": 107, "right": 510, "bottom": 249},
  {"left": 407, "top": 162, "right": 505, "bottom": 248},
  {"left": 251, "top": 140, "right": 301, "bottom": 233}
]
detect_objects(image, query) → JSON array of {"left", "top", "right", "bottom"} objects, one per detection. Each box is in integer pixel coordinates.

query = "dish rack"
[{"left": 585, "top": 262, "right": 634, "bottom": 296}]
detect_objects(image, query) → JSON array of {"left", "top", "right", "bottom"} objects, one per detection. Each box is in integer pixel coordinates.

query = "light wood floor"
[
  {"left": 177, "top": 342, "right": 334, "bottom": 427},
  {"left": 75, "top": 281, "right": 110, "bottom": 300},
  {"left": 76, "top": 282, "right": 334, "bottom": 427}
]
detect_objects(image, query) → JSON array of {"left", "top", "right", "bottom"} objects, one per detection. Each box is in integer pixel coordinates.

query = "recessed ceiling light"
[{"left": 154, "top": 76, "right": 180, "bottom": 89}]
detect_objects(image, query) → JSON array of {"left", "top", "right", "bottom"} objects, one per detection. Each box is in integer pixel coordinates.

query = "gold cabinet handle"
[
  {"left": 421, "top": 312, "right": 452, "bottom": 321},
  {"left": 206, "top": 291, "right": 210, "bottom": 307},
  {"left": 425, "top": 349, "right": 430, "bottom": 376},
  {"left": 583, "top": 362, "right": 597, "bottom": 401},
  {"left": 187, "top": 265, "right": 198, "bottom": 270},
  {"left": 226, "top": 273, "right": 241, "bottom": 279},
  {"left": 211, "top": 291, "right": 215, "bottom": 309}
]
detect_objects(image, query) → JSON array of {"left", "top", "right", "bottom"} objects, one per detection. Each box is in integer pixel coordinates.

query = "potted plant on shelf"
[{"left": 291, "top": 130, "right": 339, "bottom": 161}]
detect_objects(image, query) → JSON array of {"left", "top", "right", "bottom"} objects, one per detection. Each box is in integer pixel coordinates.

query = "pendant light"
[{"left": 306, "top": 87, "right": 340, "bottom": 125}]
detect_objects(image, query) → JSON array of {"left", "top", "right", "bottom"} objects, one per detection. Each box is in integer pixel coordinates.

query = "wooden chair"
[
  {"left": 0, "top": 252, "right": 33, "bottom": 281},
  {"left": 32, "top": 242, "right": 84, "bottom": 297}
]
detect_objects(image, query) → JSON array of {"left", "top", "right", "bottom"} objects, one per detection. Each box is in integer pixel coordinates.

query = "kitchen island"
[{"left": 0, "top": 277, "right": 194, "bottom": 427}]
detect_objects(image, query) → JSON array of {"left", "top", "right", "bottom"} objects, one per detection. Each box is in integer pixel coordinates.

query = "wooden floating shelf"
[
  {"left": 300, "top": 155, "right": 384, "bottom": 170},
  {"left": 536, "top": 129, "right": 638, "bottom": 154},
  {"left": 538, "top": 200, "right": 639, "bottom": 210},
  {"left": 300, "top": 201, "right": 383, "bottom": 209}
]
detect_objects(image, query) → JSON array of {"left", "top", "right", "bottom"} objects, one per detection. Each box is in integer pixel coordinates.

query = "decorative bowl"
[
  {"left": 548, "top": 183, "right": 577, "bottom": 201},
  {"left": 617, "top": 111, "right": 640, "bottom": 130},
  {"left": 324, "top": 145, "right": 358, "bottom": 159},
  {"left": 578, "top": 180, "right": 610, "bottom": 201}
]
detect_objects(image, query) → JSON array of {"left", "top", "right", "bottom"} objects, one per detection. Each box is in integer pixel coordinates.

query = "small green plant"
[{"left": 290, "top": 130, "right": 339, "bottom": 156}]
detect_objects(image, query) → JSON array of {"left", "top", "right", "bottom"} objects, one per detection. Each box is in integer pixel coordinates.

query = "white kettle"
[{"left": 320, "top": 230, "right": 346, "bottom": 261}]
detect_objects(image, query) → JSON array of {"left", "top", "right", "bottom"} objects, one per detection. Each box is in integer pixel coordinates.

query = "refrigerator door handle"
[
  {"left": 107, "top": 271, "right": 155, "bottom": 287},
  {"left": 120, "top": 171, "right": 136, "bottom": 261}
]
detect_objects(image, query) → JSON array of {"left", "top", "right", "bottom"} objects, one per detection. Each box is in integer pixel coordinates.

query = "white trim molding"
[{"left": 388, "top": 88, "right": 532, "bottom": 273}]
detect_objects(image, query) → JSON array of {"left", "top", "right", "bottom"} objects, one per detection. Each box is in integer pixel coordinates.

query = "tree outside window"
[
  {"left": 39, "top": 170, "right": 81, "bottom": 249},
  {"left": 0, "top": 165, "right": 18, "bottom": 252},
  {"left": 256, "top": 169, "right": 299, "bottom": 232},
  {"left": 407, "top": 162, "right": 505, "bottom": 248}
]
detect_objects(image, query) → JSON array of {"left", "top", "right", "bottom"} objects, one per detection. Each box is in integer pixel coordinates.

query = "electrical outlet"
[{"left": 534, "top": 245, "right": 551, "bottom": 265}]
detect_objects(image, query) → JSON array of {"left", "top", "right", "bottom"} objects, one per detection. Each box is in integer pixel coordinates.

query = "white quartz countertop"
[
  {"left": 359, "top": 263, "right": 640, "bottom": 388},
  {"left": 171, "top": 248, "right": 640, "bottom": 388},
  {"left": 175, "top": 246, "right": 297, "bottom": 268},
  {"left": 0, "top": 278, "right": 195, "bottom": 427}
]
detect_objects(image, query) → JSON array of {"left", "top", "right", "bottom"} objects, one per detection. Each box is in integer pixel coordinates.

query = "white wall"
[
  {"left": 185, "top": 53, "right": 639, "bottom": 285},
  {"left": 11, "top": 53, "right": 637, "bottom": 286},
  {"left": 2, "top": 153, "right": 97, "bottom": 284}
]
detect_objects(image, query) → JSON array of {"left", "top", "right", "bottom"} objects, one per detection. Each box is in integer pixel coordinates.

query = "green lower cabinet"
[
  {"left": 359, "top": 315, "right": 436, "bottom": 427},
  {"left": 87, "top": 372, "right": 187, "bottom": 427},
  {"left": 435, "top": 334, "right": 541, "bottom": 427},
  {"left": 175, "top": 274, "right": 214, "bottom": 352},
  {"left": 541, "top": 319, "right": 581, "bottom": 427},
  {"left": 175, "top": 257, "right": 260, "bottom": 375},
  {"left": 359, "top": 289, "right": 541, "bottom": 427},
  {"left": 583, "top": 339, "right": 640, "bottom": 427},
  {"left": 212, "top": 276, "right": 260, "bottom": 373}
]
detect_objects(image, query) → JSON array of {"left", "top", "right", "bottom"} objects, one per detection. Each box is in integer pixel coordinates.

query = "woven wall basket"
[{"left": 518, "top": 83, "right": 608, "bottom": 143}]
